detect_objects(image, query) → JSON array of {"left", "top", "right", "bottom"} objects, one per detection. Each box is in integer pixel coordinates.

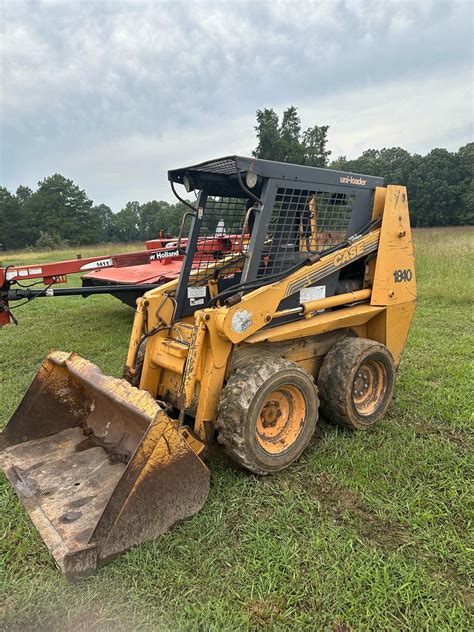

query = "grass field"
[{"left": 1, "top": 228, "right": 473, "bottom": 631}]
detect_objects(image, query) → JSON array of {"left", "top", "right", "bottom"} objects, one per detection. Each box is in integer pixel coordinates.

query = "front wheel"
[{"left": 216, "top": 354, "right": 319, "bottom": 475}]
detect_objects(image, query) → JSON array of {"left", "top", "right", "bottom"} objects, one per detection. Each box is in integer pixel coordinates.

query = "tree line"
[
  {"left": 0, "top": 176, "right": 191, "bottom": 250},
  {"left": 0, "top": 107, "right": 472, "bottom": 250},
  {"left": 254, "top": 107, "right": 473, "bottom": 228}
]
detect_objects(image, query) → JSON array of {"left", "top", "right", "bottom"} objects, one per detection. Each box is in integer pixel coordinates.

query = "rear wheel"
[
  {"left": 216, "top": 354, "right": 318, "bottom": 475},
  {"left": 318, "top": 338, "right": 395, "bottom": 430}
]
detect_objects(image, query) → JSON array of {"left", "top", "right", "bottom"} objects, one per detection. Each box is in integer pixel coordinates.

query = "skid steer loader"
[{"left": 0, "top": 156, "right": 417, "bottom": 577}]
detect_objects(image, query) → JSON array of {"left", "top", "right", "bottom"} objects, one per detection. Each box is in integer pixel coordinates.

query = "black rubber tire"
[
  {"left": 216, "top": 354, "right": 319, "bottom": 475},
  {"left": 318, "top": 337, "right": 395, "bottom": 430}
]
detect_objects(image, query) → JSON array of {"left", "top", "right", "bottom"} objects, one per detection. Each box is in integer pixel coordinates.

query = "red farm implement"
[{"left": 0, "top": 234, "right": 244, "bottom": 326}]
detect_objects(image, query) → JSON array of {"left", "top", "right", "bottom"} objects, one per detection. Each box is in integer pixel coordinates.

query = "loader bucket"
[{"left": 0, "top": 351, "right": 210, "bottom": 578}]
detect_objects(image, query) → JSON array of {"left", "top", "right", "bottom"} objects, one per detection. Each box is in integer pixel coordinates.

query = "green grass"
[
  {"left": 1, "top": 228, "right": 473, "bottom": 631},
  {"left": 1, "top": 241, "right": 146, "bottom": 263}
]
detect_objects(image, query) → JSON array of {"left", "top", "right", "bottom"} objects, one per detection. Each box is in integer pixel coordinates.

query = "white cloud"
[
  {"left": 0, "top": 0, "right": 472, "bottom": 208},
  {"left": 300, "top": 67, "right": 473, "bottom": 158},
  {"left": 62, "top": 113, "right": 257, "bottom": 207},
  {"left": 47, "top": 67, "right": 469, "bottom": 209}
]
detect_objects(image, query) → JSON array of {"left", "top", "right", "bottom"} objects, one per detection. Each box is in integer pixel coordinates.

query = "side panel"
[
  {"left": 371, "top": 185, "right": 417, "bottom": 306},
  {"left": 372, "top": 186, "right": 387, "bottom": 220},
  {"left": 366, "top": 303, "right": 416, "bottom": 367},
  {"left": 368, "top": 185, "right": 416, "bottom": 366}
]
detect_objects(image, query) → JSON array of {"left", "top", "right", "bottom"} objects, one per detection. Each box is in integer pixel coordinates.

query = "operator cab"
[{"left": 168, "top": 156, "right": 383, "bottom": 319}]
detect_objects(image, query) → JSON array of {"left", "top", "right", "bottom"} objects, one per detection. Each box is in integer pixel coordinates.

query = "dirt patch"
[
  {"left": 308, "top": 471, "right": 414, "bottom": 553},
  {"left": 248, "top": 596, "right": 285, "bottom": 627},
  {"left": 257, "top": 505, "right": 275, "bottom": 520},
  {"left": 332, "top": 622, "right": 354, "bottom": 632},
  {"left": 414, "top": 425, "right": 471, "bottom": 451}
]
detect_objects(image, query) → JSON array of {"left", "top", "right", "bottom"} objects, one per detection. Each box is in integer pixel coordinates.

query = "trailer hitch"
[{"left": 6, "top": 283, "right": 161, "bottom": 301}]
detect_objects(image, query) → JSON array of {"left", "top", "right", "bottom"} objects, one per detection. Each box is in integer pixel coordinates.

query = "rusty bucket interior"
[{"left": 0, "top": 351, "right": 210, "bottom": 578}]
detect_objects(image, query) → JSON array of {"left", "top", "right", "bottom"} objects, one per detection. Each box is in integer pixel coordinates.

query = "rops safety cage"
[{"left": 168, "top": 156, "right": 383, "bottom": 318}]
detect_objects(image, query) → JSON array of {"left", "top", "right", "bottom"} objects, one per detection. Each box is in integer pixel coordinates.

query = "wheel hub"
[
  {"left": 260, "top": 400, "right": 282, "bottom": 428},
  {"left": 256, "top": 385, "right": 306, "bottom": 455},
  {"left": 351, "top": 359, "right": 387, "bottom": 416},
  {"left": 353, "top": 369, "right": 370, "bottom": 397}
]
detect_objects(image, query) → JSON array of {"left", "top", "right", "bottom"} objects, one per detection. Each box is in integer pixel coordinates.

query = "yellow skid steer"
[{"left": 0, "top": 156, "right": 416, "bottom": 577}]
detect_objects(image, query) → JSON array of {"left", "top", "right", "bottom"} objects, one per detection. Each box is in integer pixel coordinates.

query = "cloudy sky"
[{"left": 1, "top": 0, "right": 472, "bottom": 209}]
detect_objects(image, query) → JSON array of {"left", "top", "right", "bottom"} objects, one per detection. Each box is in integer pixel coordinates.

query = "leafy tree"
[
  {"left": 114, "top": 201, "right": 141, "bottom": 242},
  {"left": 139, "top": 200, "right": 193, "bottom": 239},
  {"left": 92, "top": 204, "right": 117, "bottom": 242},
  {"left": 329, "top": 145, "right": 473, "bottom": 227},
  {"left": 330, "top": 155, "right": 349, "bottom": 171},
  {"left": 253, "top": 106, "right": 330, "bottom": 167},
  {"left": 139, "top": 200, "right": 172, "bottom": 239},
  {"left": 302, "top": 125, "right": 331, "bottom": 167},
  {"left": 16, "top": 185, "right": 33, "bottom": 205},
  {"left": 409, "top": 149, "right": 464, "bottom": 227},
  {"left": 165, "top": 201, "right": 192, "bottom": 237},
  {"left": 35, "top": 231, "right": 67, "bottom": 250},
  {"left": 0, "top": 187, "right": 24, "bottom": 250},
  {"left": 253, "top": 108, "right": 282, "bottom": 161},
  {"left": 27, "top": 174, "right": 100, "bottom": 244},
  {"left": 331, "top": 147, "right": 414, "bottom": 185},
  {"left": 457, "top": 143, "right": 474, "bottom": 225},
  {"left": 279, "top": 106, "right": 304, "bottom": 164}
]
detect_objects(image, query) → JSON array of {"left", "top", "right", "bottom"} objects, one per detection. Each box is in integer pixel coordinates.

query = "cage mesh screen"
[
  {"left": 187, "top": 196, "right": 249, "bottom": 286},
  {"left": 256, "top": 188, "right": 354, "bottom": 278},
  {"left": 191, "top": 157, "right": 237, "bottom": 176}
]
